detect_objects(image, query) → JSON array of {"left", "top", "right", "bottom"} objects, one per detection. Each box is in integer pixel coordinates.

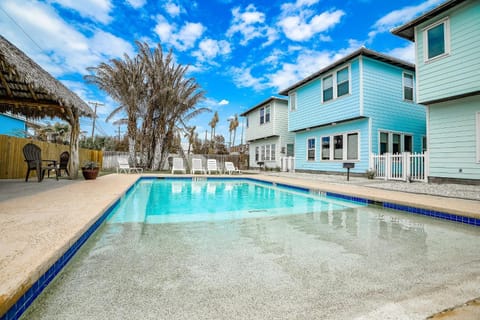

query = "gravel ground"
[{"left": 260, "top": 171, "right": 480, "bottom": 201}]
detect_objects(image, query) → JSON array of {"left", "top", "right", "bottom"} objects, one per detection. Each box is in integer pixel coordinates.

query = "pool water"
[
  {"left": 21, "top": 178, "right": 480, "bottom": 320},
  {"left": 108, "top": 179, "right": 363, "bottom": 224}
]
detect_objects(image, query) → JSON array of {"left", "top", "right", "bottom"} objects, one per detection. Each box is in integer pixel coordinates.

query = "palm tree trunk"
[{"left": 68, "top": 114, "right": 80, "bottom": 179}]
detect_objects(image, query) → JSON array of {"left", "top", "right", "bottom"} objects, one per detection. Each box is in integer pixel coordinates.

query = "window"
[
  {"left": 424, "top": 19, "right": 449, "bottom": 61},
  {"left": 380, "top": 132, "right": 389, "bottom": 155},
  {"left": 323, "top": 75, "right": 333, "bottom": 102},
  {"left": 286, "top": 144, "right": 294, "bottom": 157},
  {"left": 392, "top": 134, "right": 401, "bottom": 154},
  {"left": 307, "top": 138, "right": 315, "bottom": 161},
  {"left": 265, "top": 144, "right": 271, "bottom": 160},
  {"left": 321, "top": 137, "right": 330, "bottom": 160},
  {"left": 347, "top": 133, "right": 358, "bottom": 160},
  {"left": 265, "top": 105, "right": 271, "bottom": 123},
  {"left": 321, "top": 132, "right": 359, "bottom": 161},
  {"left": 404, "top": 135, "right": 412, "bottom": 153},
  {"left": 246, "top": 117, "right": 249, "bottom": 128},
  {"left": 271, "top": 144, "right": 276, "bottom": 161},
  {"left": 255, "top": 146, "right": 259, "bottom": 161},
  {"left": 380, "top": 131, "right": 415, "bottom": 154},
  {"left": 260, "top": 108, "right": 265, "bottom": 124},
  {"left": 422, "top": 136, "right": 427, "bottom": 153},
  {"left": 290, "top": 92, "right": 296, "bottom": 111},
  {"left": 334, "top": 135, "right": 343, "bottom": 160},
  {"left": 403, "top": 73, "right": 414, "bottom": 101},
  {"left": 337, "top": 67, "right": 349, "bottom": 97},
  {"left": 261, "top": 145, "right": 265, "bottom": 160}
]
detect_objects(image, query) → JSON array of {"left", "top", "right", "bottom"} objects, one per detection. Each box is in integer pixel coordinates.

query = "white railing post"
[
  {"left": 385, "top": 153, "right": 391, "bottom": 180},
  {"left": 404, "top": 152, "right": 411, "bottom": 182},
  {"left": 424, "top": 150, "right": 429, "bottom": 182}
]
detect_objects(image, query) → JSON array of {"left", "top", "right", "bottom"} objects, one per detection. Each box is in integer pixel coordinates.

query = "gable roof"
[
  {"left": 391, "top": 0, "right": 467, "bottom": 41},
  {"left": 240, "top": 96, "right": 287, "bottom": 116},
  {"left": 0, "top": 35, "right": 93, "bottom": 122},
  {"left": 278, "top": 47, "right": 414, "bottom": 96}
]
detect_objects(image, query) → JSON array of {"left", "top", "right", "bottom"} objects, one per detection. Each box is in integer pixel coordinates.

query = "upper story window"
[
  {"left": 322, "top": 65, "right": 350, "bottom": 103},
  {"left": 337, "top": 67, "right": 349, "bottom": 97},
  {"left": 424, "top": 18, "right": 450, "bottom": 62},
  {"left": 246, "top": 117, "right": 249, "bottom": 128},
  {"left": 403, "top": 73, "right": 414, "bottom": 101},
  {"left": 323, "top": 75, "right": 333, "bottom": 102},
  {"left": 290, "top": 92, "right": 297, "bottom": 111},
  {"left": 259, "top": 105, "right": 270, "bottom": 125},
  {"left": 307, "top": 138, "right": 316, "bottom": 161}
]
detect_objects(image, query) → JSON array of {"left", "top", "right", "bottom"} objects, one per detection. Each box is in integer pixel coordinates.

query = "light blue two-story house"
[
  {"left": 392, "top": 0, "right": 480, "bottom": 184},
  {"left": 279, "top": 47, "right": 426, "bottom": 175}
]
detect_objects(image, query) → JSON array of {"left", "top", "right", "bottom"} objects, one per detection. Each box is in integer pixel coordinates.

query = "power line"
[
  {"left": 0, "top": 5, "right": 45, "bottom": 53},
  {"left": 88, "top": 101, "right": 104, "bottom": 140}
]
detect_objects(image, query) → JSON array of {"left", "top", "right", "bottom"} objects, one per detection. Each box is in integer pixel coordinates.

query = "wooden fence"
[{"left": 0, "top": 135, "right": 103, "bottom": 179}]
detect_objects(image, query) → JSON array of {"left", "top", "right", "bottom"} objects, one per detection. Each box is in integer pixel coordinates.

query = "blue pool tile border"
[
  {"left": 1, "top": 192, "right": 128, "bottom": 320},
  {"left": 325, "top": 191, "right": 480, "bottom": 227}
]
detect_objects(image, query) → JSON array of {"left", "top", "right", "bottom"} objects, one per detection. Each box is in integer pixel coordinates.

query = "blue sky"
[{"left": 0, "top": 0, "right": 443, "bottom": 144}]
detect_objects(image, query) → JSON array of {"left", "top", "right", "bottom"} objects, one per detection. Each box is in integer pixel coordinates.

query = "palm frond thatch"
[{"left": 0, "top": 35, "right": 93, "bottom": 120}]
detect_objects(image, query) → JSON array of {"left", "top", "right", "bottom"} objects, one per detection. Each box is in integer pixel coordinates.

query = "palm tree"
[
  {"left": 231, "top": 114, "right": 239, "bottom": 149},
  {"left": 85, "top": 53, "right": 145, "bottom": 165},
  {"left": 208, "top": 111, "right": 219, "bottom": 152},
  {"left": 137, "top": 41, "right": 207, "bottom": 169},
  {"left": 184, "top": 126, "right": 196, "bottom": 155}
]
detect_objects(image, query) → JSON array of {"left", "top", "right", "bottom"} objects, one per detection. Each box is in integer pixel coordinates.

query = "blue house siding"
[
  {"left": 428, "top": 96, "right": 480, "bottom": 180},
  {"left": 363, "top": 57, "right": 426, "bottom": 154},
  {"left": 414, "top": 1, "right": 480, "bottom": 103},
  {"left": 0, "top": 114, "right": 26, "bottom": 137},
  {"left": 289, "top": 59, "right": 360, "bottom": 132},
  {"left": 294, "top": 118, "right": 369, "bottom": 173}
]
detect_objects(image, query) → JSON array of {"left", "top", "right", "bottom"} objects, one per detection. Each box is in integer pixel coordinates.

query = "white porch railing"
[{"left": 370, "top": 152, "right": 428, "bottom": 182}]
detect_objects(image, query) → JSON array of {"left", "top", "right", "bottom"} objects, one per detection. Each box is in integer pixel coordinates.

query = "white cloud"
[
  {"left": 90, "top": 30, "right": 135, "bottom": 58},
  {"left": 192, "top": 38, "right": 231, "bottom": 62},
  {"left": 387, "top": 43, "right": 415, "bottom": 63},
  {"left": 125, "top": 0, "right": 147, "bottom": 9},
  {"left": 278, "top": 0, "right": 345, "bottom": 42},
  {"left": 50, "top": 0, "right": 113, "bottom": 24},
  {"left": 229, "top": 66, "right": 268, "bottom": 91},
  {"left": 369, "top": 0, "right": 444, "bottom": 41},
  {"left": 227, "top": 4, "right": 277, "bottom": 46},
  {"left": 164, "top": 1, "right": 183, "bottom": 17},
  {"left": 267, "top": 41, "right": 361, "bottom": 91},
  {"left": 0, "top": 0, "right": 134, "bottom": 77},
  {"left": 154, "top": 15, "right": 205, "bottom": 51},
  {"left": 219, "top": 99, "right": 229, "bottom": 105}
]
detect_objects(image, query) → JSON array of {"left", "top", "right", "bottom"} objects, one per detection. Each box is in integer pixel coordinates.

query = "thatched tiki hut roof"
[{"left": 0, "top": 35, "right": 93, "bottom": 179}]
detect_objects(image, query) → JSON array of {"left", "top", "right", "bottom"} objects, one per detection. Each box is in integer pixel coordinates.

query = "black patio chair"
[
  {"left": 48, "top": 151, "right": 69, "bottom": 178},
  {"left": 23, "top": 143, "right": 58, "bottom": 182}
]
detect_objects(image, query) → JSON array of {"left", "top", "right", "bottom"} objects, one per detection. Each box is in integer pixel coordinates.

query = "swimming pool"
[{"left": 19, "top": 178, "right": 480, "bottom": 319}]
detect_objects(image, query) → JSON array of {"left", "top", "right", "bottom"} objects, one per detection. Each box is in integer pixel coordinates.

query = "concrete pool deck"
[{"left": 0, "top": 173, "right": 479, "bottom": 319}]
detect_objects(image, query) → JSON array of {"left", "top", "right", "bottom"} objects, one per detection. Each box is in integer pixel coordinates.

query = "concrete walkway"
[{"left": 0, "top": 173, "right": 479, "bottom": 319}]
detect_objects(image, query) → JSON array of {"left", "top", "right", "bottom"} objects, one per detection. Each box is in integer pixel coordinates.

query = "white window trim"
[
  {"left": 290, "top": 92, "right": 297, "bottom": 112},
  {"left": 402, "top": 72, "right": 414, "bottom": 102},
  {"left": 259, "top": 107, "right": 265, "bottom": 125},
  {"left": 423, "top": 17, "right": 450, "bottom": 63},
  {"left": 322, "top": 64, "right": 351, "bottom": 104},
  {"left": 320, "top": 131, "right": 360, "bottom": 161},
  {"left": 265, "top": 105, "right": 271, "bottom": 124},
  {"left": 476, "top": 112, "right": 480, "bottom": 163},
  {"left": 306, "top": 137, "right": 316, "bottom": 161}
]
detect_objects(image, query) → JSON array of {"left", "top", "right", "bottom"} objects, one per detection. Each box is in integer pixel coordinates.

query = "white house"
[{"left": 240, "top": 97, "right": 295, "bottom": 169}]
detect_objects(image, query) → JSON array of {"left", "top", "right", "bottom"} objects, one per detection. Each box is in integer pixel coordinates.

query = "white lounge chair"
[
  {"left": 224, "top": 161, "right": 241, "bottom": 175},
  {"left": 171, "top": 157, "right": 186, "bottom": 174},
  {"left": 207, "top": 159, "right": 220, "bottom": 174},
  {"left": 191, "top": 158, "right": 206, "bottom": 174},
  {"left": 117, "top": 159, "right": 143, "bottom": 174}
]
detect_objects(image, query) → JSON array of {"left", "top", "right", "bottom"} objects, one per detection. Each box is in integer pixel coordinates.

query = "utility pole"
[{"left": 88, "top": 101, "right": 104, "bottom": 140}]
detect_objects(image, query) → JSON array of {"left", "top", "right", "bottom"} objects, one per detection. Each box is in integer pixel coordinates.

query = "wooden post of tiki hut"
[{"left": 0, "top": 35, "right": 93, "bottom": 179}]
